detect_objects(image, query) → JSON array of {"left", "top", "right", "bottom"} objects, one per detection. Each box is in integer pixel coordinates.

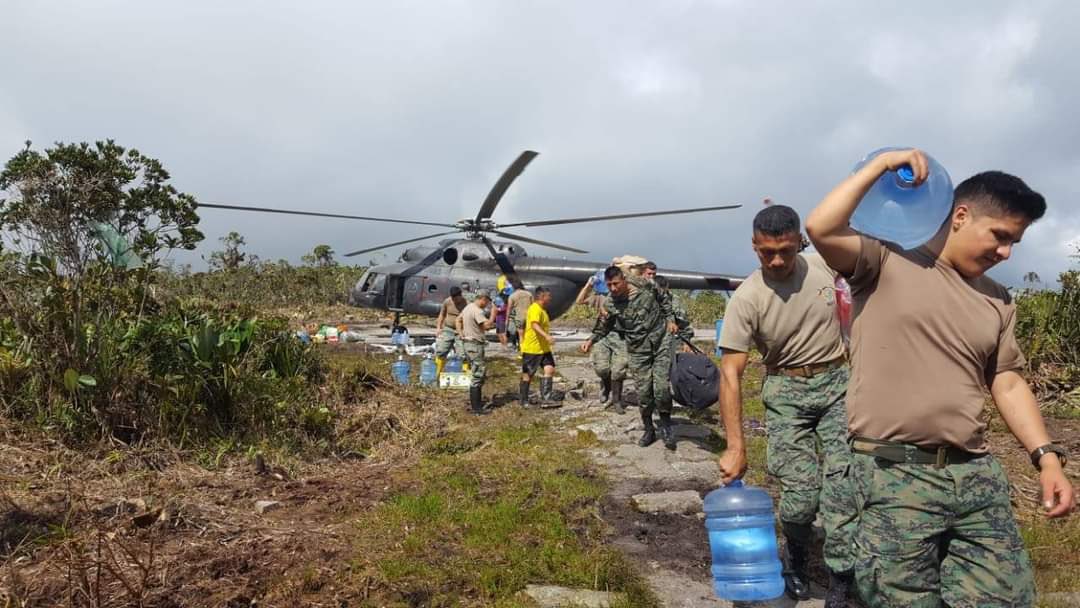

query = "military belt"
[
  {"left": 766, "top": 356, "right": 846, "bottom": 378},
  {"left": 851, "top": 436, "right": 981, "bottom": 469}
]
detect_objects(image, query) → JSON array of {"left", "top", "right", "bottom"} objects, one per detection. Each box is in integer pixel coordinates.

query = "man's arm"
[
  {"left": 575, "top": 282, "right": 594, "bottom": 305},
  {"left": 805, "top": 149, "right": 929, "bottom": 275},
  {"left": 435, "top": 305, "right": 446, "bottom": 332},
  {"left": 531, "top": 320, "right": 555, "bottom": 344},
  {"left": 582, "top": 307, "right": 615, "bottom": 353},
  {"left": 718, "top": 350, "right": 750, "bottom": 484},
  {"left": 991, "top": 370, "right": 1075, "bottom": 518},
  {"left": 482, "top": 304, "right": 497, "bottom": 330},
  {"left": 455, "top": 314, "right": 464, "bottom": 335}
]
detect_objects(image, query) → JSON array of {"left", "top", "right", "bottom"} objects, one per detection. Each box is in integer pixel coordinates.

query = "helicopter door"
[
  {"left": 385, "top": 276, "right": 406, "bottom": 311},
  {"left": 403, "top": 276, "right": 426, "bottom": 312}
]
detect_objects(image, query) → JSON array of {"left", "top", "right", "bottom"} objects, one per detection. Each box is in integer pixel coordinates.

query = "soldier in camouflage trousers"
[
  {"left": 576, "top": 279, "right": 629, "bottom": 413},
  {"left": 583, "top": 264, "right": 680, "bottom": 450}
]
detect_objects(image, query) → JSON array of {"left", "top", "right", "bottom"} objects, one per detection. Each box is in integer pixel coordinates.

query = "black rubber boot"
[
  {"left": 638, "top": 408, "right": 657, "bottom": 447},
  {"left": 610, "top": 380, "right": 625, "bottom": 414},
  {"left": 825, "top": 569, "right": 853, "bottom": 608},
  {"left": 599, "top": 375, "right": 612, "bottom": 405},
  {"left": 519, "top": 381, "right": 531, "bottom": 408},
  {"left": 781, "top": 536, "right": 812, "bottom": 601},
  {"left": 469, "top": 386, "right": 487, "bottom": 415},
  {"left": 657, "top": 412, "right": 677, "bottom": 451}
]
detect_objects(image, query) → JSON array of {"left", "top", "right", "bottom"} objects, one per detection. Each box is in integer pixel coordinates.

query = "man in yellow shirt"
[{"left": 519, "top": 287, "right": 558, "bottom": 407}]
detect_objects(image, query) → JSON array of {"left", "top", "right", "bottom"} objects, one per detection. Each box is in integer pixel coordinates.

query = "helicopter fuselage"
[{"left": 348, "top": 238, "right": 739, "bottom": 321}]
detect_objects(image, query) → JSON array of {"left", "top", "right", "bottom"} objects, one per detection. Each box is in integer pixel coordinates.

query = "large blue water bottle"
[
  {"left": 851, "top": 147, "right": 954, "bottom": 250},
  {"left": 703, "top": 480, "right": 785, "bottom": 601},
  {"left": 392, "top": 355, "right": 411, "bottom": 385},
  {"left": 419, "top": 354, "right": 437, "bottom": 386},
  {"left": 444, "top": 356, "right": 464, "bottom": 373}
]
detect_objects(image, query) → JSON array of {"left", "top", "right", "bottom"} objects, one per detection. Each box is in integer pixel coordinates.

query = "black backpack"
[{"left": 669, "top": 337, "right": 719, "bottom": 410}]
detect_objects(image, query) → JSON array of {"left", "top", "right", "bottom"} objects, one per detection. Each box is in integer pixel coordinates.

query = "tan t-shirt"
[
  {"left": 459, "top": 302, "right": 490, "bottom": 342},
  {"left": 508, "top": 289, "right": 533, "bottom": 321},
  {"left": 440, "top": 296, "right": 465, "bottom": 329},
  {"left": 845, "top": 235, "right": 1025, "bottom": 453},
  {"left": 719, "top": 253, "right": 846, "bottom": 368}
]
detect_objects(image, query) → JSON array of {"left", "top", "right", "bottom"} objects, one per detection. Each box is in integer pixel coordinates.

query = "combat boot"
[
  {"left": 610, "top": 380, "right": 625, "bottom": 414},
  {"left": 657, "top": 412, "right": 677, "bottom": 451},
  {"left": 781, "top": 537, "right": 812, "bottom": 601},
  {"left": 519, "top": 381, "right": 531, "bottom": 408},
  {"left": 825, "top": 569, "right": 853, "bottom": 608},
  {"left": 469, "top": 386, "right": 487, "bottom": 416},
  {"left": 539, "top": 377, "right": 554, "bottom": 407},
  {"left": 638, "top": 409, "right": 657, "bottom": 447},
  {"left": 599, "top": 376, "right": 612, "bottom": 405}
]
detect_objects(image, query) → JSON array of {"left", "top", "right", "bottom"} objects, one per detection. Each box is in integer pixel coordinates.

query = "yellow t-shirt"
[{"left": 521, "top": 302, "right": 551, "bottom": 355}]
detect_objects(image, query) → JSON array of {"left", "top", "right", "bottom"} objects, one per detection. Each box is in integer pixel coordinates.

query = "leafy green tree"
[{"left": 207, "top": 231, "right": 247, "bottom": 270}]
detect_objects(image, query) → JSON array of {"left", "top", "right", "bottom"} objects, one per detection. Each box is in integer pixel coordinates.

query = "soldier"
[
  {"left": 456, "top": 288, "right": 496, "bottom": 415},
  {"left": 434, "top": 285, "right": 467, "bottom": 376},
  {"left": 642, "top": 260, "right": 657, "bottom": 280},
  {"left": 653, "top": 275, "right": 693, "bottom": 356},
  {"left": 807, "top": 149, "right": 1074, "bottom": 606},
  {"left": 582, "top": 264, "right": 679, "bottom": 450},
  {"left": 506, "top": 277, "right": 532, "bottom": 353},
  {"left": 520, "top": 286, "right": 559, "bottom": 406},
  {"left": 576, "top": 276, "right": 629, "bottom": 413},
  {"left": 717, "top": 205, "right": 855, "bottom": 605}
]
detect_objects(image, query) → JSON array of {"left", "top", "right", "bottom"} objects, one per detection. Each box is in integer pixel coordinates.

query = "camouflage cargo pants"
[
  {"left": 628, "top": 345, "right": 672, "bottom": 414},
  {"left": 461, "top": 340, "right": 486, "bottom": 388},
  {"left": 434, "top": 328, "right": 463, "bottom": 359},
  {"left": 848, "top": 451, "right": 1035, "bottom": 607},
  {"left": 591, "top": 334, "right": 628, "bottom": 382},
  {"left": 763, "top": 365, "right": 856, "bottom": 573}
]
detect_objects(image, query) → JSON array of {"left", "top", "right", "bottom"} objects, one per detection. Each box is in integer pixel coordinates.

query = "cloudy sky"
[{"left": 3, "top": 1, "right": 1078, "bottom": 287}]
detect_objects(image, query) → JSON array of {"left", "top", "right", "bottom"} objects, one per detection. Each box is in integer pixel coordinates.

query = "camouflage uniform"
[
  {"left": 591, "top": 275, "right": 675, "bottom": 415},
  {"left": 591, "top": 333, "right": 629, "bottom": 382},
  {"left": 662, "top": 290, "right": 694, "bottom": 357},
  {"left": 434, "top": 328, "right": 463, "bottom": 359},
  {"left": 461, "top": 340, "right": 486, "bottom": 389},
  {"left": 848, "top": 451, "right": 1034, "bottom": 607},
  {"left": 763, "top": 366, "right": 856, "bottom": 574}
]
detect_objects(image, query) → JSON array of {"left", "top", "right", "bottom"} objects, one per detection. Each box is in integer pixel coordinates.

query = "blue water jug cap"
[
  {"left": 896, "top": 165, "right": 915, "bottom": 183},
  {"left": 723, "top": 479, "right": 743, "bottom": 488}
]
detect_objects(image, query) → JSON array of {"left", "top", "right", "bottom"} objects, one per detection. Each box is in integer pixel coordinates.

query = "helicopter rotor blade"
[
  {"left": 475, "top": 150, "right": 539, "bottom": 222},
  {"left": 480, "top": 235, "right": 518, "bottom": 277},
  {"left": 198, "top": 202, "right": 455, "bottom": 228},
  {"left": 497, "top": 204, "right": 742, "bottom": 228},
  {"left": 489, "top": 230, "right": 588, "bottom": 254},
  {"left": 342, "top": 230, "right": 460, "bottom": 257}
]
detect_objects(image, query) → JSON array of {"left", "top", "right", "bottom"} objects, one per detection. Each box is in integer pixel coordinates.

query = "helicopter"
[{"left": 198, "top": 150, "right": 744, "bottom": 324}]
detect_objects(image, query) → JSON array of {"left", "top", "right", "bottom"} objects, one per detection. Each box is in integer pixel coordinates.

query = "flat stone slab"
[
  {"left": 671, "top": 459, "right": 721, "bottom": 483},
  {"left": 646, "top": 567, "right": 825, "bottom": 607},
  {"left": 672, "top": 424, "right": 713, "bottom": 440},
  {"left": 523, "top": 584, "right": 625, "bottom": 607},
  {"left": 631, "top": 490, "right": 703, "bottom": 515}
]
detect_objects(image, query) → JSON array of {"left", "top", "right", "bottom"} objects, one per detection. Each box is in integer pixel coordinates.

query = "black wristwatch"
[{"left": 1030, "top": 444, "right": 1068, "bottom": 470}]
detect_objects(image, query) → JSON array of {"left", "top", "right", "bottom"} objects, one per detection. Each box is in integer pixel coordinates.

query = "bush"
[{"left": 1015, "top": 270, "right": 1080, "bottom": 407}]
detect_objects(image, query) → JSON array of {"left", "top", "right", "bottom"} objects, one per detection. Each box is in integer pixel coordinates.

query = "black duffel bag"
[{"left": 669, "top": 336, "right": 719, "bottom": 410}]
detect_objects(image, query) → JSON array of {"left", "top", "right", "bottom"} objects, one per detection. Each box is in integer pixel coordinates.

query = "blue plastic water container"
[
  {"left": 444, "top": 356, "right": 464, "bottom": 373},
  {"left": 714, "top": 319, "right": 724, "bottom": 357},
  {"left": 850, "top": 147, "right": 954, "bottom": 250},
  {"left": 392, "top": 356, "right": 411, "bottom": 385},
  {"left": 591, "top": 270, "right": 609, "bottom": 295},
  {"left": 419, "top": 355, "right": 437, "bottom": 386},
  {"left": 703, "top": 480, "right": 785, "bottom": 601}
]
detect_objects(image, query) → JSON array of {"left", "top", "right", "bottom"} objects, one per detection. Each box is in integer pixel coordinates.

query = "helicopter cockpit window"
[
  {"left": 443, "top": 248, "right": 458, "bottom": 265},
  {"left": 362, "top": 273, "right": 386, "bottom": 293}
]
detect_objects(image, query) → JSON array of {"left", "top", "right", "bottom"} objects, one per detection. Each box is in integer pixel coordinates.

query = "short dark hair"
[
  {"left": 604, "top": 265, "right": 623, "bottom": 281},
  {"left": 753, "top": 205, "right": 800, "bottom": 237},
  {"left": 449, "top": 286, "right": 462, "bottom": 297},
  {"left": 534, "top": 286, "right": 550, "bottom": 297},
  {"left": 954, "top": 171, "right": 1046, "bottom": 222},
  {"left": 510, "top": 277, "right": 524, "bottom": 290},
  {"left": 644, "top": 261, "right": 657, "bottom": 271},
  {"left": 654, "top": 275, "right": 669, "bottom": 289}
]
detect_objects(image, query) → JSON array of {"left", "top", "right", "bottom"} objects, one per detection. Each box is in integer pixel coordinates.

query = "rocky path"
[{"left": 545, "top": 352, "right": 829, "bottom": 608}]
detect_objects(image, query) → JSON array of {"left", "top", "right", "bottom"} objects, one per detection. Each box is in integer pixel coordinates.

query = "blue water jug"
[
  {"left": 714, "top": 318, "right": 724, "bottom": 357},
  {"left": 444, "top": 356, "right": 464, "bottom": 373},
  {"left": 392, "top": 355, "right": 411, "bottom": 385},
  {"left": 419, "top": 355, "right": 437, "bottom": 386},
  {"left": 851, "top": 147, "right": 954, "bottom": 250},
  {"left": 703, "top": 480, "right": 785, "bottom": 601},
  {"left": 591, "top": 270, "right": 609, "bottom": 295}
]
